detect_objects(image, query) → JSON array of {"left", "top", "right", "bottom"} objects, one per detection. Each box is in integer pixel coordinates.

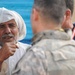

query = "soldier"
[{"left": 12, "top": 0, "right": 75, "bottom": 75}]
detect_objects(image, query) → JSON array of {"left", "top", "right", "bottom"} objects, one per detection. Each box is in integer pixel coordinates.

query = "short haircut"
[{"left": 33, "top": 0, "right": 66, "bottom": 24}]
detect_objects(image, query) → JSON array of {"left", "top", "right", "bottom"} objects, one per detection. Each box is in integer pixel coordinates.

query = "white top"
[{"left": 4, "top": 42, "right": 30, "bottom": 75}]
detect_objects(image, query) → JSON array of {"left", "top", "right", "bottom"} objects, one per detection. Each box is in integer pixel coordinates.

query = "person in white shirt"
[{"left": 0, "top": 7, "right": 30, "bottom": 75}]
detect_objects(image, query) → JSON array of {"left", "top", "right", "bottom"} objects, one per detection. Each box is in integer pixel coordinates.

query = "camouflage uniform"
[{"left": 12, "top": 30, "right": 75, "bottom": 75}]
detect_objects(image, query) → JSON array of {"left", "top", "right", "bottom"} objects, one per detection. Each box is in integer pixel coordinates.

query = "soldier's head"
[{"left": 31, "top": 0, "right": 66, "bottom": 34}]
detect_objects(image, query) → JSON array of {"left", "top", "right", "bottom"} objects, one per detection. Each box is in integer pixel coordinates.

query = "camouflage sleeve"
[{"left": 12, "top": 48, "right": 47, "bottom": 75}]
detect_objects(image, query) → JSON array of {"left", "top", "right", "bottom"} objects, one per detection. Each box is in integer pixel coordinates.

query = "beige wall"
[{"left": 72, "top": 0, "right": 75, "bottom": 23}]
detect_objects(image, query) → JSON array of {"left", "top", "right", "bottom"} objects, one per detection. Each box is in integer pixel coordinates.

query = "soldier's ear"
[
  {"left": 65, "top": 9, "right": 71, "bottom": 20},
  {"left": 32, "top": 8, "right": 39, "bottom": 21},
  {"left": 62, "top": 9, "right": 73, "bottom": 29}
]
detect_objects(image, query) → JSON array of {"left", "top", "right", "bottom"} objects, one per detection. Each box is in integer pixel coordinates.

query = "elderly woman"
[{"left": 0, "top": 7, "right": 30, "bottom": 75}]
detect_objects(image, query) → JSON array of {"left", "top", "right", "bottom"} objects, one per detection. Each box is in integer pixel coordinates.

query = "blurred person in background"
[{"left": 72, "top": 23, "right": 75, "bottom": 39}]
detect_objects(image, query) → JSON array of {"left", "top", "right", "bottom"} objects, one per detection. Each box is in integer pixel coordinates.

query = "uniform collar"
[{"left": 32, "top": 29, "right": 72, "bottom": 45}]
